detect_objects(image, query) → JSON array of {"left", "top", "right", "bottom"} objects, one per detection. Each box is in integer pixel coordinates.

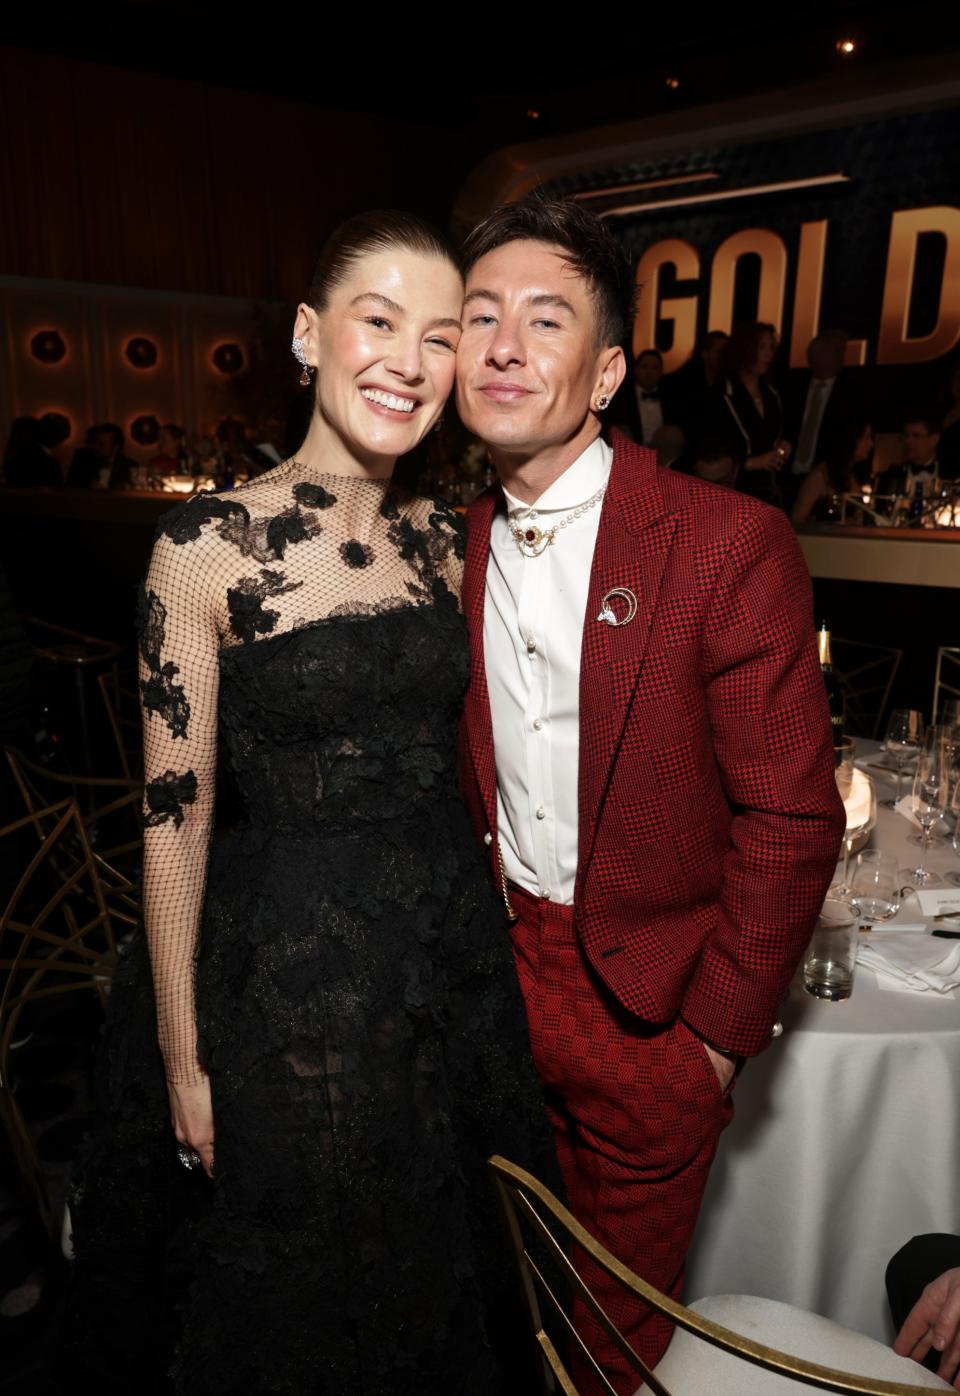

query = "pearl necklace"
[{"left": 507, "top": 484, "right": 606, "bottom": 557}]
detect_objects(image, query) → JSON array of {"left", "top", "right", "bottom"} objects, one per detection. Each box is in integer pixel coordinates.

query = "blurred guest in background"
[
  {"left": 936, "top": 361, "right": 960, "bottom": 479},
  {"left": 874, "top": 413, "right": 943, "bottom": 512},
  {"left": 783, "top": 329, "right": 866, "bottom": 508},
  {"left": 149, "top": 422, "right": 188, "bottom": 476},
  {"left": 650, "top": 422, "right": 685, "bottom": 469},
  {"left": 690, "top": 435, "right": 739, "bottom": 488},
  {"left": 633, "top": 347, "right": 665, "bottom": 444},
  {"left": 3, "top": 414, "right": 64, "bottom": 486},
  {"left": 790, "top": 418, "right": 874, "bottom": 526},
  {"left": 67, "top": 422, "right": 136, "bottom": 489},
  {"left": 661, "top": 329, "right": 728, "bottom": 441},
  {"left": 704, "top": 321, "right": 791, "bottom": 504},
  {"left": 216, "top": 416, "right": 274, "bottom": 481}
]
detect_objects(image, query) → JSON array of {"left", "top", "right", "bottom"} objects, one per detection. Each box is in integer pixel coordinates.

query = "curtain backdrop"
[{"left": 0, "top": 47, "right": 462, "bottom": 301}]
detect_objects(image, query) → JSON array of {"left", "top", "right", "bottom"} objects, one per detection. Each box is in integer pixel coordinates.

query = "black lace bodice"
[{"left": 138, "top": 461, "right": 466, "bottom": 1085}]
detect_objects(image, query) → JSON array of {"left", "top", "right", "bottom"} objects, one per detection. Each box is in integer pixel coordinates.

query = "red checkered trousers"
[{"left": 458, "top": 432, "right": 846, "bottom": 1394}]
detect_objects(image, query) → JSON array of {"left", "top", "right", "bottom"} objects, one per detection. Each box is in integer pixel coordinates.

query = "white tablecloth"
[{"left": 685, "top": 743, "right": 960, "bottom": 1342}]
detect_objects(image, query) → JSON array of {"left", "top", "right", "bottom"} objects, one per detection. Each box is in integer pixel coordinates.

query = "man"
[
  {"left": 67, "top": 422, "right": 135, "bottom": 489},
  {"left": 889, "top": 1235, "right": 960, "bottom": 1387},
  {"left": 455, "top": 197, "right": 844, "bottom": 1396},
  {"left": 874, "top": 413, "right": 943, "bottom": 517},
  {"left": 781, "top": 330, "right": 865, "bottom": 511}
]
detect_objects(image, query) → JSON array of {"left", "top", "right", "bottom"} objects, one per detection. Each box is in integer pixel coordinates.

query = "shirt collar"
[{"left": 501, "top": 435, "right": 612, "bottom": 515}]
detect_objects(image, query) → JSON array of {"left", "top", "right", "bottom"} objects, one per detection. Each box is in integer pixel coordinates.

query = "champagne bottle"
[{"left": 817, "top": 622, "right": 845, "bottom": 749}]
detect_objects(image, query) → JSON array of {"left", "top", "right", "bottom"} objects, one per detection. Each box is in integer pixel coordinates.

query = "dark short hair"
[
  {"left": 160, "top": 422, "right": 185, "bottom": 440},
  {"left": 700, "top": 330, "right": 728, "bottom": 352},
  {"left": 461, "top": 195, "right": 635, "bottom": 349},
  {"left": 96, "top": 422, "right": 124, "bottom": 449},
  {"left": 904, "top": 411, "right": 941, "bottom": 436},
  {"left": 37, "top": 411, "right": 70, "bottom": 448},
  {"left": 637, "top": 348, "right": 663, "bottom": 367},
  {"left": 308, "top": 210, "right": 459, "bottom": 312}
]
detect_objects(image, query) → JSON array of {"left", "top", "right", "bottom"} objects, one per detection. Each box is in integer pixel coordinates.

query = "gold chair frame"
[
  {"left": 0, "top": 801, "right": 118, "bottom": 1246},
  {"left": 933, "top": 646, "right": 960, "bottom": 726},
  {"left": 488, "top": 1155, "right": 935, "bottom": 1396},
  {"left": 97, "top": 666, "right": 144, "bottom": 782},
  {"left": 829, "top": 638, "right": 903, "bottom": 742}
]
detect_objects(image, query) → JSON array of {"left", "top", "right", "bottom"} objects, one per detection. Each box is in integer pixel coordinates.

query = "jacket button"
[
  {"left": 484, "top": 832, "right": 493, "bottom": 846},
  {"left": 771, "top": 1020, "right": 783, "bottom": 1038}
]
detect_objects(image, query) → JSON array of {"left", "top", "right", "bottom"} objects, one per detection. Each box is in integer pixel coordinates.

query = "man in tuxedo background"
[
  {"left": 455, "top": 196, "right": 844, "bottom": 1395},
  {"left": 783, "top": 329, "right": 866, "bottom": 508},
  {"left": 874, "top": 413, "right": 946, "bottom": 514}
]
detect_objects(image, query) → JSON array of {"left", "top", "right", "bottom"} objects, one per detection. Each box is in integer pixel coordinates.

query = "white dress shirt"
[
  {"left": 791, "top": 375, "right": 836, "bottom": 474},
  {"left": 484, "top": 435, "right": 612, "bottom": 905}
]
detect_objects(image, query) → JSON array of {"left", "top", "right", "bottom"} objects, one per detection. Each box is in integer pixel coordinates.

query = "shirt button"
[
  {"left": 483, "top": 832, "right": 493, "bottom": 846},
  {"left": 540, "top": 888, "right": 552, "bottom": 900},
  {"left": 535, "top": 805, "right": 546, "bottom": 820},
  {"left": 526, "top": 637, "right": 537, "bottom": 653},
  {"left": 532, "top": 718, "right": 543, "bottom": 731}
]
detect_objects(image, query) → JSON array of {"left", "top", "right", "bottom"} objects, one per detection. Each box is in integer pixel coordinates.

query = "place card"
[{"left": 916, "top": 888, "right": 960, "bottom": 917}]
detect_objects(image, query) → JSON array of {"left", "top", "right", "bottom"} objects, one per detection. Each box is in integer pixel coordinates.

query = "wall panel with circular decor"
[{"left": 0, "top": 276, "right": 279, "bottom": 464}]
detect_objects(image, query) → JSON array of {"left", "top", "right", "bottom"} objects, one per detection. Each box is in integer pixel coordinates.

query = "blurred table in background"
[{"left": 685, "top": 743, "right": 960, "bottom": 1342}]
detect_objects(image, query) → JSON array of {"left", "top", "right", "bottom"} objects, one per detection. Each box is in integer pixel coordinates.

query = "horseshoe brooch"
[{"left": 597, "top": 587, "right": 638, "bottom": 628}]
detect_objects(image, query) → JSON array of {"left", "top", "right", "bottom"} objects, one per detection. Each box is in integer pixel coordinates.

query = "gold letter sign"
[
  {"left": 633, "top": 238, "right": 699, "bottom": 373},
  {"left": 878, "top": 207, "right": 960, "bottom": 364}
]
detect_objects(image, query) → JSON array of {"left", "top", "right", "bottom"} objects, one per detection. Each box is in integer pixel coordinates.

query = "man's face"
[
  {"left": 903, "top": 422, "right": 939, "bottom": 467},
  {"left": 456, "top": 240, "right": 616, "bottom": 457},
  {"left": 92, "top": 430, "right": 118, "bottom": 459},
  {"left": 808, "top": 340, "right": 845, "bottom": 379},
  {"left": 634, "top": 353, "right": 662, "bottom": 392},
  {"left": 702, "top": 336, "right": 726, "bottom": 378}
]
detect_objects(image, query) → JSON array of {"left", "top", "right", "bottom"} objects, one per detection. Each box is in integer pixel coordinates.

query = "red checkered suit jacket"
[{"left": 458, "top": 431, "right": 846, "bottom": 1057}]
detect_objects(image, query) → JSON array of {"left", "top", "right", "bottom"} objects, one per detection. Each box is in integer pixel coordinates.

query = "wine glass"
[
  {"left": 946, "top": 731, "right": 960, "bottom": 889},
  {"left": 882, "top": 709, "right": 924, "bottom": 809},
  {"left": 850, "top": 850, "right": 900, "bottom": 923},
  {"left": 834, "top": 766, "right": 876, "bottom": 897},
  {"left": 901, "top": 747, "right": 945, "bottom": 887}
]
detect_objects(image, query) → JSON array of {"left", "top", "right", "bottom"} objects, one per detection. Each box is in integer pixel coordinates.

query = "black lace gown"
[{"left": 60, "top": 462, "right": 554, "bottom": 1395}]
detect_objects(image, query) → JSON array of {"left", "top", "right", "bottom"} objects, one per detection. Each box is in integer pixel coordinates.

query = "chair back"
[
  {"left": 487, "top": 1155, "right": 935, "bottom": 1396},
  {"left": 0, "top": 801, "right": 118, "bottom": 1246},
  {"left": 933, "top": 646, "right": 960, "bottom": 726},
  {"left": 829, "top": 638, "right": 902, "bottom": 741},
  {"left": 97, "top": 666, "right": 144, "bottom": 781}
]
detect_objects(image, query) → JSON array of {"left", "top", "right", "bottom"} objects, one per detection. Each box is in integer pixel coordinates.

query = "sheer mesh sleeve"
[{"left": 138, "top": 529, "right": 222, "bottom": 1087}]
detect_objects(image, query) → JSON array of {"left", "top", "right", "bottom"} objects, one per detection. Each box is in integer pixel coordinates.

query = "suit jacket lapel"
[
  {"left": 462, "top": 486, "right": 499, "bottom": 833},
  {"left": 577, "top": 433, "right": 679, "bottom": 885}
]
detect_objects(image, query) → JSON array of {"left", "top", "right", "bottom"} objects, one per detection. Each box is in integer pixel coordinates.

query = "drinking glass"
[
  {"left": 946, "top": 732, "right": 960, "bottom": 889},
  {"left": 901, "top": 748, "right": 945, "bottom": 886},
  {"left": 834, "top": 762, "right": 876, "bottom": 897},
  {"left": 803, "top": 896, "right": 859, "bottom": 1000},
  {"left": 850, "top": 850, "right": 900, "bottom": 922},
  {"left": 882, "top": 709, "right": 924, "bottom": 808}
]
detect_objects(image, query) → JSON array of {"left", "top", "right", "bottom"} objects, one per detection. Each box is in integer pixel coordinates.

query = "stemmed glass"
[
  {"left": 901, "top": 744, "right": 945, "bottom": 887},
  {"left": 833, "top": 744, "right": 876, "bottom": 896},
  {"left": 945, "top": 728, "right": 960, "bottom": 889},
  {"left": 882, "top": 709, "right": 924, "bottom": 809}
]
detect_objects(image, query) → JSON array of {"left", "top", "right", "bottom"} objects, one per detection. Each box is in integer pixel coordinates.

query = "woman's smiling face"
[{"left": 295, "top": 249, "right": 463, "bottom": 463}]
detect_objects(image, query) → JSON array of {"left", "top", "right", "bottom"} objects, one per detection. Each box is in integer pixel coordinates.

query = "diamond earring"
[
  {"left": 291, "top": 336, "right": 313, "bottom": 386},
  {"left": 595, "top": 394, "right": 610, "bottom": 411}
]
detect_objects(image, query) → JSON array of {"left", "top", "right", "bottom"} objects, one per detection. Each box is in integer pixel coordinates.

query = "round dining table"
[{"left": 684, "top": 740, "right": 960, "bottom": 1343}]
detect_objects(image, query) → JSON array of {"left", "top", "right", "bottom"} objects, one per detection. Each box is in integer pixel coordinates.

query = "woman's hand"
[
  {"left": 745, "top": 450, "right": 782, "bottom": 472},
  {"left": 168, "top": 1075, "right": 215, "bottom": 1179}
]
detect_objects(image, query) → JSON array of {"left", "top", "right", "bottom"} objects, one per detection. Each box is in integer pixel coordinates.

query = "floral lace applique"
[
  {"left": 137, "top": 585, "right": 191, "bottom": 740},
  {"left": 144, "top": 768, "right": 198, "bottom": 828},
  {"left": 227, "top": 569, "right": 303, "bottom": 644}
]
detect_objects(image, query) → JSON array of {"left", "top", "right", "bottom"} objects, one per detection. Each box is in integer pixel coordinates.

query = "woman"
[
  {"left": 60, "top": 211, "right": 554, "bottom": 1395},
  {"left": 706, "top": 321, "right": 792, "bottom": 503},
  {"left": 791, "top": 418, "right": 874, "bottom": 525}
]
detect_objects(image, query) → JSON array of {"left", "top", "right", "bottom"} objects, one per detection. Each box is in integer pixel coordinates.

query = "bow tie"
[{"left": 640, "top": 391, "right": 660, "bottom": 401}]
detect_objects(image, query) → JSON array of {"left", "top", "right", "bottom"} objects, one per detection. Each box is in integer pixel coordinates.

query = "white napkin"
[
  {"left": 858, "top": 932, "right": 960, "bottom": 993},
  {"left": 842, "top": 767, "right": 873, "bottom": 831}
]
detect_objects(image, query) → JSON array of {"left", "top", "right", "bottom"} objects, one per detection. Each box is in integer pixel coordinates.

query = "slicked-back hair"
[
  {"left": 308, "top": 210, "right": 460, "bottom": 312},
  {"left": 461, "top": 195, "right": 635, "bottom": 350}
]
